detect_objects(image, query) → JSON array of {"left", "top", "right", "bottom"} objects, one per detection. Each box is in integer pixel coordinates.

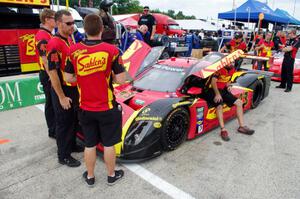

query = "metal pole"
[
  {"left": 247, "top": 7, "right": 251, "bottom": 29},
  {"left": 233, "top": 0, "right": 236, "bottom": 29},
  {"left": 293, "top": 0, "right": 296, "bottom": 17}
]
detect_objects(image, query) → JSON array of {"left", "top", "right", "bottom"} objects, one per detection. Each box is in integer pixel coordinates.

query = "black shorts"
[
  {"left": 203, "top": 88, "right": 238, "bottom": 107},
  {"left": 78, "top": 105, "right": 122, "bottom": 147}
]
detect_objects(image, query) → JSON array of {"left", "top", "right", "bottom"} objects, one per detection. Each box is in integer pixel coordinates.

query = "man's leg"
[
  {"left": 85, "top": 146, "right": 97, "bottom": 178},
  {"left": 104, "top": 146, "right": 116, "bottom": 176},
  {"left": 286, "top": 59, "right": 294, "bottom": 91},
  {"left": 216, "top": 105, "right": 225, "bottom": 129},
  {"left": 234, "top": 99, "right": 244, "bottom": 127}
]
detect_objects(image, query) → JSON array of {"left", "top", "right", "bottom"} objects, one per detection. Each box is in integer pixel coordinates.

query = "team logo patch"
[{"left": 77, "top": 52, "right": 108, "bottom": 76}]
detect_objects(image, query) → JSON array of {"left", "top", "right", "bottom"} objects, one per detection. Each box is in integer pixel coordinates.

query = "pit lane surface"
[{"left": 0, "top": 82, "right": 300, "bottom": 199}]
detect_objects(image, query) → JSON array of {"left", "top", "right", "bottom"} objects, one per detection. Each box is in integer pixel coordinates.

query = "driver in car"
[{"left": 202, "top": 62, "right": 255, "bottom": 141}]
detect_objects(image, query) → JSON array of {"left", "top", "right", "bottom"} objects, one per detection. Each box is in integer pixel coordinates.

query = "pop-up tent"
[
  {"left": 218, "top": 0, "right": 288, "bottom": 24},
  {"left": 274, "top": 9, "right": 300, "bottom": 25}
]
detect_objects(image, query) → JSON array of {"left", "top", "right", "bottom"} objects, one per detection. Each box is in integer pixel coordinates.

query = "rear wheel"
[
  {"left": 161, "top": 108, "right": 190, "bottom": 151},
  {"left": 251, "top": 80, "right": 264, "bottom": 109}
]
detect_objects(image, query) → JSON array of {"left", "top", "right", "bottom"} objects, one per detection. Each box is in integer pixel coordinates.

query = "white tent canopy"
[{"left": 175, "top": 19, "right": 218, "bottom": 31}]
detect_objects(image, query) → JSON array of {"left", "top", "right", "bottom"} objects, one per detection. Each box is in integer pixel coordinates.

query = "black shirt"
[
  {"left": 138, "top": 14, "right": 156, "bottom": 35},
  {"left": 284, "top": 38, "right": 300, "bottom": 59}
]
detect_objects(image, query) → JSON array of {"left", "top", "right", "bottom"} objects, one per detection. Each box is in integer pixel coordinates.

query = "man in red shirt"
[
  {"left": 35, "top": 8, "right": 56, "bottom": 139},
  {"left": 276, "top": 29, "right": 300, "bottom": 92},
  {"left": 47, "top": 10, "right": 81, "bottom": 167},
  {"left": 203, "top": 64, "right": 255, "bottom": 141},
  {"left": 65, "top": 14, "right": 127, "bottom": 186},
  {"left": 224, "top": 32, "right": 247, "bottom": 71},
  {"left": 255, "top": 32, "right": 274, "bottom": 71}
]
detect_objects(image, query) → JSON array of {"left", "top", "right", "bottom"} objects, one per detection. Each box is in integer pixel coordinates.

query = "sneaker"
[
  {"left": 107, "top": 170, "right": 124, "bottom": 186},
  {"left": 237, "top": 126, "right": 255, "bottom": 135},
  {"left": 59, "top": 156, "right": 81, "bottom": 167},
  {"left": 275, "top": 85, "right": 285, "bottom": 89},
  {"left": 220, "top": 129, "right": 230, "bottom": 141},
  {"left": 82, "top": 171, "right": 95, "bottom": 187}
]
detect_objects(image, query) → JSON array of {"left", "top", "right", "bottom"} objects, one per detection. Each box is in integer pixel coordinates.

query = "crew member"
[
  {"left": 222, "top": 32, "right": 247, "bottom": 70},
  {"left": 35, "top": 8, "right": 56, "bottom": 139},
  {"left": 65, "top": 14, "right": 127, "bottom": 186},
  {"left": 202, "top": 62, "right": 255, "bottom": 141},
  {"left": 276, "top": 29, "right": 300, "bottom": 92},
  {"left": 134, "top": 24, "right": 149, "bottom": 42},
  {"left": 138, "top": 6, "right": 156, "bottom": 46},
  {"left": 47, "top": 10, "right": 81, "bottom": 167},
  {"left": 99, "top": 0, "right": 115, "bottom": 44},
  {"left": 255, "top": 32, "right": 274, "bottom": 71}
]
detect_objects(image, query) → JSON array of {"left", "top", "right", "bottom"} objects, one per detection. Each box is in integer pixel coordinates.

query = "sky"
[{"left": 139, "top": 0, "right": 300, "bottom": 21}]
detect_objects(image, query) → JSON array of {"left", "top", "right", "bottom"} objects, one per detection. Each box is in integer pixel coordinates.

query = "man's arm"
[
  {"left": 282, "top": 46, "right": 293, "bottom": 52},
  {"left": 112, "top": 53, "right": 130, "bottom": 85},
  {"left": 211, "top": 77, "right": 222, "bottom": 103},
  {"left": 150, "top": 25, "right": 156, "bottom": 40},
  {"left": 47, "top": 50, "right": 72, "bottom": 110},
  {"left": 37, "top": 40, "right": 50, "bottom": 74},
  {"left": 64, "top": 59, "right": 77, "bottom": 83}
]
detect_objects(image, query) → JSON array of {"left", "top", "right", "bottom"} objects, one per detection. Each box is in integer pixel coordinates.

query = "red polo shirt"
[
  {"left": 213, "top": 67, "right": 235, "bottom": 89},
  {"left": 35, "top": 28, "right": 52, "bottom": 71},
  {"left": 66, "top": 40, "right": 125, "bottom": 111},
  {"left": 229, "top": 39, "right": 247, "bottom": 52}
]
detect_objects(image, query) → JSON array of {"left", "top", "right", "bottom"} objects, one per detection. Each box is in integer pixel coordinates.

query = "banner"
[
  {"left": 0, "top": 0, "right": 50, "bottom": 6},
  {"left": 0, "top": 76, "right": 45, "bottom": 112}
]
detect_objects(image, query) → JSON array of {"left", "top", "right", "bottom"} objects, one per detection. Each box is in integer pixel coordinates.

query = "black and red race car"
[
  {"left": 77, "top": 41, "right": 272, "bottom": 162},
  {"left": 269, "top": 51, "right": 300, "bottom": 83}
]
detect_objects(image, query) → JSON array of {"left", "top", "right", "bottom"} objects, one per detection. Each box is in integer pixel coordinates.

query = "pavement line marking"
[
  {"left": 124, "top": 164, "right": 196, "bottom": 199},
  {"left": 35, "top": 104, "right": 195, "bottom": 199},
  {"left": 0, "top": 139, "right": 10, "bottom": 144}
]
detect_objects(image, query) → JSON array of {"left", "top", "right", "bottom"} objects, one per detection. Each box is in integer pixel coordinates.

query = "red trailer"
[{"left": 0, "top": 0, "right": 49, "bottom": 76}]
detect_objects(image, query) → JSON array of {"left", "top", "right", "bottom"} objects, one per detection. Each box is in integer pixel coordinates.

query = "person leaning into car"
[
  {"left": 64, "top": 14, "right": 127, "bottom": 186},
  {"left": 202, "top": 63, "right": 255, "bottom": 141},
  {"left": 276, "top": 29, "right": 300, "bottom": 92}
]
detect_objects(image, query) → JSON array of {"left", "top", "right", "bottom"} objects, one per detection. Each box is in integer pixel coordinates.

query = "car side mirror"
[{"left": 187, "top": 87, "right": 202, "bottom": 95}]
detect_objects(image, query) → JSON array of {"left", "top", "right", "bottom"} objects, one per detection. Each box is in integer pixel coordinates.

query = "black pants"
[
  {"left": 280, "top": 57, "right": 294, "bottom": 90},
  {"left": 51, "top": 86, "right": 79, "bottom": 160},
  {"left": 39, "top": 70, "right": 55, "bottom": 136}
]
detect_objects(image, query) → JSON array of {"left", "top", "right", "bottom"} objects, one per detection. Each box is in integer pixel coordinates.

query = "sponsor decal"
[
  {"left": 206, "top": 105, "right": 231, "bottom": 120},
  {"left": 153, "top": 122, "right": 162, "bottom": 128},
  {"left": 172, "top": 101, "right": 192, "bottom": 108},
  {"left": 239, "top": 92, "right": 249, "bottom": 107},
  {"left": 20, "top": 34, "right": 36, "bottom": 56},
  {"left": 196, "top": 107, "right": 204, "bottom": 134},
  {"left": 153, "top": 65, "right": 185, "bottom": 72},
  {"left": 0, "top": 76, "right": 45, "bottom": 112},
  {"left": 135, "top": 99, "right": 145, "bottom": 105},
  {"left": 77, "top": 52, "right": 108, "bottom": 76},
  {"left": 118, "top": 90, "right": 135, "bottom": 99},
  {"left": 122, "top": 40, "right": 143, "bottom": 60},
  {"left": 141, "top": 107, "right": 151, "bottom": 115},
  {"left": 135, "top": 116, "right": 162, "bottom": 122}
]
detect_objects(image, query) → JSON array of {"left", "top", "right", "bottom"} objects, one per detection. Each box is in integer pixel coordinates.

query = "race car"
[
  {"left": 77, "top": 41, "right": 272, "bottom": 162},
  {"left": 269, "top": 51, "right": 300, "bottom": 83}
]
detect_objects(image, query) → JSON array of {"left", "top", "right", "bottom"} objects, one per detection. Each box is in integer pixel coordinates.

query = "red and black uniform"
[
  {"left": 47, "top": 33, "right": 78, "bottom": 161},
  {"left": 65, "top": 40, "right": 125, "bottom": 147},
  {"left": 279, "top": 37, "right": 300, "bottom": 90},
  {"left": 257, "top": 39, "right": 274, "bottom": 71},
  {"left": 229, "top": 39, "right": 247, "bottom": 71},
  {"left": 203, "top": 67, "right": 237, "bottom": 107},
  {"left": 35, "top": 27, "right": 55, "bottom": 138}
]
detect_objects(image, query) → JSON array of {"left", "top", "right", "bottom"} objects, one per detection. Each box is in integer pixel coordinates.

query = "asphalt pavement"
[{"left": 0, "top": 81, "right": 300, "bottom": 199}]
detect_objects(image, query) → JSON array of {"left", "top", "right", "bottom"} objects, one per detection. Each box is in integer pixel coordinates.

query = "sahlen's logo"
[
  {"left": 20, "top": 34, "right": 36, "bottom": 56},
  {"left": 77, "top": 52, "right": 108, "bottom": 76}
]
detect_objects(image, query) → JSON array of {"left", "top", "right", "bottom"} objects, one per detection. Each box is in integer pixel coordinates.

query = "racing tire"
[
  {"left": 251, "top": 79, "right": 264, "bottom": 109},
  {"left": 161, "top": 108, "right": 190, "bottom": 151}
]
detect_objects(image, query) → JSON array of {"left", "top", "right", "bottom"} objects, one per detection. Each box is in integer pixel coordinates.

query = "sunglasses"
[
  {"left": 144, "top": 9, "right": 149, "bottom": 11},
  {"left": 63, "top": 21, "right": 75, "bottom": 26},
  {"left": 47, "top": 16, "right": 55, "bottom": 19}
]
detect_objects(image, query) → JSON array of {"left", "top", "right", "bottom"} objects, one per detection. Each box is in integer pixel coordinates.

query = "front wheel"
[
  {"left": 161, "top": 108, "right": 190, "bottom": 151},
  {"left": 251, "top": 80, "right": 264, "bottom": 109}
]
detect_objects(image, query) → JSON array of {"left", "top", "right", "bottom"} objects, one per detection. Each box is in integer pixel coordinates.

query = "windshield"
[
  {"left": 133, "top": 65, "right": 186, "bottom": 92},
  {"left": 168, "top": 25, "right": 181, "bottom": 30}
]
